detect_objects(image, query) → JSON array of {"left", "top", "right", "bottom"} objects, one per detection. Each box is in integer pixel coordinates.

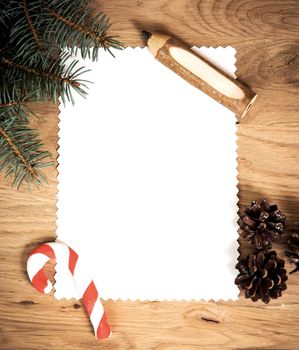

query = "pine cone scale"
[{"left": 243, "top": 216, "right": 256, "bottom": 227}]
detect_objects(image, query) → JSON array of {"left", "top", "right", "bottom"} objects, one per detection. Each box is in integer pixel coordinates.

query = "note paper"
[{"left": 56, "top": 46, "right": 239, "bottom": 301}]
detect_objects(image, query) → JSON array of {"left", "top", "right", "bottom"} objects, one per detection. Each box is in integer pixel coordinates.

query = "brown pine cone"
[
  {"left": 288, "top": 225, "right": 299, "bottom": 250},
  {"left": 285, "top": 251, "right": 299, "bottom": 274},
  {"left": 240, "top": 199, "right": 286, "bottom": 250},
  {"left": 235, "top": 250, "right": 288, "bottom": 304},
  {"left": 285, "top": 223, "right": 299, "bottom": 273}
]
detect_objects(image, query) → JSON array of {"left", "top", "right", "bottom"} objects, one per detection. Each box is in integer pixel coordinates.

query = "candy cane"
[{"left": 27, "top": 242, "right": 111, "bottom": 339}]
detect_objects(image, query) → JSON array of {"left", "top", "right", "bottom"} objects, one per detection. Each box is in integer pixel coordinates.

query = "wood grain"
[{"left": 1, "top": 1, "right": 299, "bottom": 349}]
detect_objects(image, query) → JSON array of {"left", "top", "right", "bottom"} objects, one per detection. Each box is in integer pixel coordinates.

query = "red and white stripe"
[{"left": 27, "top": 242, "right": 111, "bottom": 339}]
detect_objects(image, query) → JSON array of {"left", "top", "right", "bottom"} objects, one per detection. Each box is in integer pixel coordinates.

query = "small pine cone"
[
  {"left": 235, "top": 250, "right": 288, "bottom": 304},
  {"left": 285, "top": 251, "right": 299, "bottom": 274},
  {"left": 240, "top": 199, "right": 286, "bottom": 250},
  {"left": 285, "top": 223, "right": 299, "bottom": 273},
  {"left": 288, "top": 226, "right": 299, "bottom": 250}
]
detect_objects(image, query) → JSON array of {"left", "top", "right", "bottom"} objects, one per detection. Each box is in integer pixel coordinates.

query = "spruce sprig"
[
  {"left": 42, "top": 2, "right": 122, "bottom": 59},
  {"left": 2, "top": 53, "right": 90, "bottom": 104},
  {"left": 0, "top": 114, "right": 52, "bottom": 189},
  {"left": 0, "top": 0, "right": 122, "bottom": 189}
]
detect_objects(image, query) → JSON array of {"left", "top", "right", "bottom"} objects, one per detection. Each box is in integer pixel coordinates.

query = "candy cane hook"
[{"left": 27, "top": 242, "right": 111, "bottom": 339}]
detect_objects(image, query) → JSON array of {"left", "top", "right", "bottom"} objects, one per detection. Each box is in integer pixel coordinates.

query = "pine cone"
[
  {"left": 240, "top": 199, "right": 286, "bottom": 249},
  {"left": 288, "top": 225, "right": 299, "bottom": 250},
  {"left": 235, "top": 250, "right": 288, "bottom": 304},
  {"left": 285, "top": 223, "right": 299, "bottom": 273},
  {"left": 285, "top": 251, "right": 299, "bottom": 274}
]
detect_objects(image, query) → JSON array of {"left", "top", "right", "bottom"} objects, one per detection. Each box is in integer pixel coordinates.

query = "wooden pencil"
[{"left": 142, "top": 31, "right": 257, "bottom": 119}]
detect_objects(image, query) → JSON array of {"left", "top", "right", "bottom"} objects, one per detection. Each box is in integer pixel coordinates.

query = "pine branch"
[
  {"left": 0, "top": 102, "right": 19, "bottom": 108},
  {"left": 0, "top": 81, "right": 31, "bottom": 121},
  {"left": 0, "top": 125, "right": 36, "bottom": 178},
  {"left": 43, "top": 2, "right": 122, "bottom": 60},
  {"left": 8, "top": 0, "right": 48, "bottom": 65},
  {"left": 2, "top": 57, "right": 78, "bottom": 86},
  {"left": 0, "top": 0, "right": 123, "bottom": 189},
  {"left": 45, "top": 5, "right": 107, "bottom": 44},
  {"left": 23, "top": 0, "right": 42, "bottom": 50},
  {"left": 0, "top": 3, "right": 10, "bottom": 26},
  {"left": 2, "top": 54, "right": 89, "bottom": 104},
  {"left": 0, "top": 115, "right": 52, "bottom": 189},
  {"left": 0, "top": 9, "right": 11, "bottom": 55}
]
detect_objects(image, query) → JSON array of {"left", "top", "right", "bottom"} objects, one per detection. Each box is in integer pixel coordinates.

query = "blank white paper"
[{"left": 56, "top": 46, "right": 239, "bottom": 301}]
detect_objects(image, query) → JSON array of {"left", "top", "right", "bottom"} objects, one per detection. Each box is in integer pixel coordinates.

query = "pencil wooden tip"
[{"left": 141, "top": 31, "right": 152, "bottom": 41}]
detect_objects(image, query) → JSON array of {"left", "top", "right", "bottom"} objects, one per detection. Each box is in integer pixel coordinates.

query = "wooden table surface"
[{"left": 1, "top": 1, "right": 299, "bottom": 349}]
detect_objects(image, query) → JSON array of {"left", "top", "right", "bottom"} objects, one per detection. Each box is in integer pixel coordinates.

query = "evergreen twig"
[
  {"left": 42, "top": 2, "right": 122, "bottom": 60},
  {"left": 23, "top": 0, "right": 42, "bottom": 50},
  {"left": 0, "top": 125, "right": 36, "bottom": 178},
  {"left": 0, "top": 0, "right": 121, "bottom": 189},
  {"left": 0, "top": 116, "right": 52, "bottom": 189},
  {"left": 2, "top": 54, "right": 88, "bottom": 102},
  {"left": 45, "top": 5, "right": 107, "bottom": 44}
]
